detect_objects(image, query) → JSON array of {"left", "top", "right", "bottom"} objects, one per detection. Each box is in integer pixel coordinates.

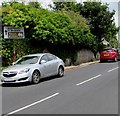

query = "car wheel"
[
  {"left": 32, "top": 70, "right": 40, "bottom": 84},
  {"left": 114, "top": 57, "right": 117, "bottom": 62},
  {"left": 58, "top": 66, "right": 64, "bottom": 77},
  {"left": 100, "top": 60, "right": 103, "bottom": 63}
]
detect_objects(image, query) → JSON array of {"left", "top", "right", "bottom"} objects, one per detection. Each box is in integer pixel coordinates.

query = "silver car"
[{"left": 1, "top": 53, "right": 64, "bottom": 84}]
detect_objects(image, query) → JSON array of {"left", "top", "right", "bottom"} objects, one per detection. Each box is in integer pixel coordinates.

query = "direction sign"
[{"left": 4, "top": 26, "right": 25, "bottom": 39}]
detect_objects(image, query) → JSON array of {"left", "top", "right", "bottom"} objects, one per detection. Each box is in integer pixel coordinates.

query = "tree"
[
  {"left": 53, "top": 2, "right": 83, "bottom": 13},
  {"left": 53, "top": 1, "right": 119, "bottom": 49},
  {"left": 81, "top": 2, "right": 119, "bottom": 48},
  {"left": 2, "top": 2, "right": 98, "bottom": 65},
  {"left": 61, "top": 10, "right": 97, "bottom": 51},
  {"left": 2, "top": 2, "right": 96, "bottom": 47},
  {"left": 28, "top": 1, "right": 41, "bottom": 8}
]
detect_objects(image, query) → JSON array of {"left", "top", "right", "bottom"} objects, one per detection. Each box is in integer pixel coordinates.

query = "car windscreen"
[
  {"left": 16, "top": 56, "right": 39, "bottom": 65},
  {"left": 118, "top": 49, "right": 120, "bottom": 53}
]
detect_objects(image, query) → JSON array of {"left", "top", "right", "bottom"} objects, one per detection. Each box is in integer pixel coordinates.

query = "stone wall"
[{"left": 65, "top": 49, "right": 99, "bottom": 66}]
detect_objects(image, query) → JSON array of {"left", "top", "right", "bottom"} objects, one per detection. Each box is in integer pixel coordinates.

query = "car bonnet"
[{"left": 2, "top": 64, "right": 33, "bottom": 72}]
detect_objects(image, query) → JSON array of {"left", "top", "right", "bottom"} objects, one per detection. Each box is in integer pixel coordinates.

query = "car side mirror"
[
  {"left": 12, "top": 62, "right": 16, "bottom": 65},
  {"left": 40, "top": 60, "right": 47, "bottom": 64}
]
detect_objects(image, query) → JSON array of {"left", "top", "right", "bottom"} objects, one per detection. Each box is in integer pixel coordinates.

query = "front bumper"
[{"left": 1, "top": 73, "right": 31, "bottom": 83}]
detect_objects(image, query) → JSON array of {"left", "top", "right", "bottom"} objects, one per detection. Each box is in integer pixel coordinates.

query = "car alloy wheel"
[
  {"left": 58, "top": 66, "right": 64, "bottom": 77},
  {"left": 32, "top": 70, "right": 40, "bottom": 84}
]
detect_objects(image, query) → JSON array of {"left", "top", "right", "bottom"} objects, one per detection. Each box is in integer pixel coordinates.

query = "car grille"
[
  {"left": 3, "top": 72, "right": 17, "bottom": 77},
  {"left": 4, "top": 80, "right": 16, "bottom": 82}
]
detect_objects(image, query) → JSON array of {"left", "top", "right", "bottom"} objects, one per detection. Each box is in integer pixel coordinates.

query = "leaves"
[
  {"left": 2, "top": 2, "right": 97, "bottom": 47},
  {"left": 53, "top": 1, "right": 119, "bottom": 49}
]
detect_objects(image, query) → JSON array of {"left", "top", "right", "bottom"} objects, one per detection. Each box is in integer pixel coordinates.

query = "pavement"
[{"left": 65, "top": 60, "right": 99, "bottom": 71}]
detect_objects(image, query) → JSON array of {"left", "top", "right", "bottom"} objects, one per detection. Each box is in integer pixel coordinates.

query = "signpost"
[
  {"left": 4, "top": 26, "right": 25, "bottom": 39},
  {"left": 3, "top": 26, "right": 25, "bottom": 61}
]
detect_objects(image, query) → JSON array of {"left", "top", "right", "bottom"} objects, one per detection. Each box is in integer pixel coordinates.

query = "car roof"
[
  {"left": 104, "top": 47, "right": 114, "bottom": 49},
  {"left": 103, "top": 48, "right": 116, "bottom": 50},
  {"left": 23, "top": 53, "right": 52, "bottom": 57}
]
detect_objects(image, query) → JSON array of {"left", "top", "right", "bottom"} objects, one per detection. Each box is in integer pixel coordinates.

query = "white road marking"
[
  {"left": 76, "top": 74, "right": 102, "bottom": 86},
  {"left": 107, "top": 67, "right": 119, "bottom": 72},
  {"left": 5, "top": 66, "right": 119, "bottom": 115},
  {"left": 7, "top": 93, "right": 59, "bottom": 115}
]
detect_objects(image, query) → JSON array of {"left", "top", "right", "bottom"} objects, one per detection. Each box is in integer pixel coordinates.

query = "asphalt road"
[{"left": 1, "top": 61, "right": 119, "bottom": 115}]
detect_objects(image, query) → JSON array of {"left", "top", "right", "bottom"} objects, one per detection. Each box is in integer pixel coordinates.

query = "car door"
[
  {"left": 46, "top": 54, "right": 58, "bottom": 76},
  {"left": 39, "top": 55, "right": 50, "bottom": 78}
]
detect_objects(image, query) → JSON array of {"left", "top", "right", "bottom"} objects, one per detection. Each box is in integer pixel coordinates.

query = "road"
[{"left": 1, "top": 61, "right": 119, "bottom": 115}]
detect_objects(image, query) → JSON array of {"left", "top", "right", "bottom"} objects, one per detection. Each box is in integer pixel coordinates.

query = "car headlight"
[{"left": 19, "top": 68, "right": 30, "bottom": 74}]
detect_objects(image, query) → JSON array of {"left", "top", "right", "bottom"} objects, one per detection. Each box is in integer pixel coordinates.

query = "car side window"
[
  {"left": 40, "top": 55, "right": 48, "bottom": 63},
  {"left": 47, "top": 54, "right": 57, "bottom": 61}
]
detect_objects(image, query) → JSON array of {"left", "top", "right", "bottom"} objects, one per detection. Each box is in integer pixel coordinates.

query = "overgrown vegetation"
[
  {"left": 1, "top": 1, "right": 119, "bottom": 66},
  {"left": 53, "top": 2, "right": 119, "bottom": 49}
]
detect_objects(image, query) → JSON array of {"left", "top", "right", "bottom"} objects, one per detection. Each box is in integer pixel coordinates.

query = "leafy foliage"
[
  {"left": 80, "top": 2, "right": 118, "bottom": 39},
  {"left": 0, "top": 36, "right": 29, "bottom": 66},
  {"left": 2, "top": 3, "right": 31, "bottom": 28},
  {"left": 2, "top": 2, "right": 96, "bottom": 47},
  {"left": 53, "top": 1, "right": 119, "bottom": 49},
  {"left": 1, "top": 2, "right": 104, "bottom": 65},
  {"left": 28, "top": 1, "right": 41, "bottom": 8}
]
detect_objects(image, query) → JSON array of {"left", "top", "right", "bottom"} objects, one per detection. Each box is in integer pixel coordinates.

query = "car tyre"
[
  {"left": 58, "top": 66, "right": 64, "bottom": 77},
  {"left": 32, "top": 70, "right": 40, "bottom": 84},
  {"left": 100, "top": 60, "right": 104, "bottom": 63},
  {"left": 114, "top": 57, "right": 117, "bottom": 62}
]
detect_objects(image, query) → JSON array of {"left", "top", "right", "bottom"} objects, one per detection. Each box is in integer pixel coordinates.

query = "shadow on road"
[
  {"left": 1, "top": 82, "right": 31, "bottom": 87},
  {"left": 40, "top": 75, "right": 61, "bottom": 83},
  {"left": 99, "top": 60, "right": 119, "bottom": 63},
  {"left": 1, "top": 75, "right": 61, "bottom": 87}
]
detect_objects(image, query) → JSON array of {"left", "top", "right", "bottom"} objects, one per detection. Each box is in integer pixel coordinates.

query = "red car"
[
  {"left": 100, "top": 48, "right": 118, "bottom": 62},
  {"left": 117, "top": 48, "right": 120, "bottom": 60}
]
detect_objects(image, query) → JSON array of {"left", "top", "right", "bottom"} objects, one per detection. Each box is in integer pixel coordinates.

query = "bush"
[{"left": 0, "top": 36, "right": 29, "bottom": 66}]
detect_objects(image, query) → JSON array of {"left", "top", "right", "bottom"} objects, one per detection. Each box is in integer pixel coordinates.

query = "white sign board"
[{"left": 4, "top": 26, "right": 25, "bottom": 39}]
